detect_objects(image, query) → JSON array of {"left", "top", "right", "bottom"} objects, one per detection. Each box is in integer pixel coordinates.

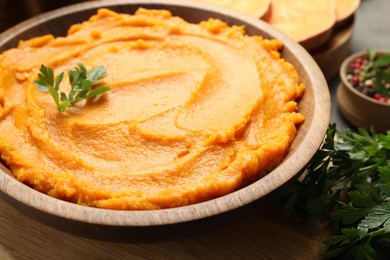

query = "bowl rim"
[
  {"left": 0, "top": 0, "right": 330, "bottom": 227},
  {"left": 339, "top": 49, "right": 390, "bottom": 107}
]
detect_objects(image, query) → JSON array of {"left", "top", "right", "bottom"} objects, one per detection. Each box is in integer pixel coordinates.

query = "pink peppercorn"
[
  {"left": 352, "top": 62, "right": 361, "bottom": 69},
  {"left": 352, "top": 76, "right": 360, "bottom": 84},
  {"left": 373, "top": 93, "right": 387, "bottom": 103}
]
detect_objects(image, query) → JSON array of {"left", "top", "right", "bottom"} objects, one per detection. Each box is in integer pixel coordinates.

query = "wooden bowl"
[
  {"left": 337, "top": 50, "right": 390, "bottom": 132},
  {"left": 0, "top": 0, "right": 330, "bottom": 241}
]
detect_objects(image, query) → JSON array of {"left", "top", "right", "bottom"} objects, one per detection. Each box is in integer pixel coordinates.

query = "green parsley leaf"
[
  {"left": 87, "top": 65, "right": 107, "bottom": 82},
  {"left": 34, "top": 63, "right": 110, "bottom": 112},
  {"left": 379, "top": 167, "right": 390, "bottom": 196},
  {"left": 368, "top": 49, "right": 377, "bottom": 62},
  {"left": 283, "top": 124, "right": 390, "bottom": 259},
  {"left": 324, "top": 227, "right": 361, "bottom": 247},
  {"left": 374, "top": 53, "right": 390, "bottom": 68},
  {"left": 358, "top": 203, "right": 390, "bottom": 234}
]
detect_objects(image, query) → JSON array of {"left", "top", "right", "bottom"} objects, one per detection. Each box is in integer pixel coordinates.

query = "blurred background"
[{"left": 0, "top": 0, "right": 94, "bottom": 32}]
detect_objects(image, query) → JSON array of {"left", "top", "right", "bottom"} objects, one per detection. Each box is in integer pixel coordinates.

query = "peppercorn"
[{"left": 346, "top": 53, "right": 390, "bottom": 102}]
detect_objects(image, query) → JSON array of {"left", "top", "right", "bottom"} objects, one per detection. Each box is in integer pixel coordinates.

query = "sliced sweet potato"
[
  {"left": 267, "top": 0, "right": 337, "bottom": 50},
  {"left": 194, "top": 0, "right": 271, "bottom": 20},
  {"left": 335, "top": 0, "right": 360, "bottom": 27}
]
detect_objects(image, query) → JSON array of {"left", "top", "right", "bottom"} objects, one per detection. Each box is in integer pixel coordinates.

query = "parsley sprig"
[
  {"left": 284, "top": 124, "right": 390, "bottom": 259},
  {"left": 34, "top": 63, "right": 110, "bottom": 112}
]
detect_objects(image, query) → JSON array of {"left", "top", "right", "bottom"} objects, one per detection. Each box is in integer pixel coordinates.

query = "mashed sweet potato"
[{"left": 0, "top": 8, "right": 304, "bottom": 209}]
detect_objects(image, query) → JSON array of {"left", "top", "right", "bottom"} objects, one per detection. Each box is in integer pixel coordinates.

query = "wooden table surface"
[
  {"left": 0, "top": 0, "right": 386, "bottom": 259},
  {"left": 0, "top": 195, "right": 330, "bottom": 259}
]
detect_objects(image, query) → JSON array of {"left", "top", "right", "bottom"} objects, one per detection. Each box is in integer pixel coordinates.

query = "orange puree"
[{"left": 0, "top": 8, "right": 304, "bottom": 210}]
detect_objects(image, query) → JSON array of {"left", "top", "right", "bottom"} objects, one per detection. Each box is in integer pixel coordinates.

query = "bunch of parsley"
[{"left": 284, "top": 124, "right": 390, "bottom": 259}]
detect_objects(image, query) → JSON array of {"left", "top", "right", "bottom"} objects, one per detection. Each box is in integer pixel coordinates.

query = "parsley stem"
[
  {"left": 34, "top": 63, "right": 110, "bottom": 112},
  {"left": 367, "top": 228, "right": 386, "bottom": 238}
]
